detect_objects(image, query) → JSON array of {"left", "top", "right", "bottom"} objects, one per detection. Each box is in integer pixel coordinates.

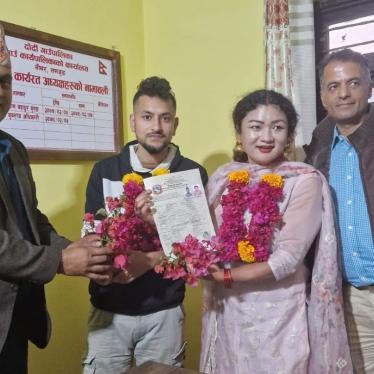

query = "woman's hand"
[
  {"left": 111, "top": 269, "right": 135, "bottom": 284},
  {"left": 204, "top": 263, "right": 224, "bottom": 283},
  {"left": 111, "top": 250, "right": 163, "bottom": 284},
  {"left": 135, "top": 190, "right": 155, "bottom": 226}
]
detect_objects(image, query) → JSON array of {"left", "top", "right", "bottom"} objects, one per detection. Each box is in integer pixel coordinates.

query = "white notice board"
[{"left": 1, "top": 21, "right": 123, "bottom": 160}]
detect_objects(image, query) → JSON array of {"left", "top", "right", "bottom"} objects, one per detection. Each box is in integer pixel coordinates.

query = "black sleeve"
[
  {"left": 199, "top": 166, "right": 209, "bottom": 186},
  {"left": 85, "top": 162, "right": 105, "bottom": 217}
]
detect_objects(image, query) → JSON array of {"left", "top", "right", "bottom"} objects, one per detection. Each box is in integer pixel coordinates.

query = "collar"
[
  {"left": 129, "top": 143, "right": 177, "bottom": 173},
  {"left": 331, "top": 126, "right": 350, "bottom": 150}
]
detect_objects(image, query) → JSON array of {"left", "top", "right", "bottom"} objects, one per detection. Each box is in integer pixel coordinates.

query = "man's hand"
[
  {"left": 112, "top": 250, "right": 162, "bottom": 284},
  {"left": 59, "top": 235, "right": 113, "bottom": 283},
  {"left": 134, "top": 190, "right": 155, "bottom": 226}
]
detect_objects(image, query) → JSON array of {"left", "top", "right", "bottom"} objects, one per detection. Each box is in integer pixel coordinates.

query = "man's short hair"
[
  {"left": 319, "top": 49, "right": 371, "bottom": 85},
  {"left": 133, "top": 76, "right": 176, "bottom": 110}
]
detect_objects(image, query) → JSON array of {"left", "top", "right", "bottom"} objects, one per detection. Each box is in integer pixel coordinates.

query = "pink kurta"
[{"left": 200, "top": 161, "right": 352, "bottom": 374}]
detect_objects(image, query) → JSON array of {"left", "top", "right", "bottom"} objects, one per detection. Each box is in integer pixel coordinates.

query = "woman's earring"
[
  {"left": 284, "top": 142, "right": 295, "bottom": 159},
  {"left": 233, "top": 140, "right": 247, "bottom": 162},
  {"left": 284, "top": 143, "right": 290, "bottom": 156},
  {"left": 234, "top": 140, "right": 243, "bottom": 152}
]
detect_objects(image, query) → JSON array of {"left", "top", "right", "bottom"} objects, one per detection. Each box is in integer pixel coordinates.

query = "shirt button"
[
  {"left": 348, "top": 152, "right": 353, "bottom": 157},
  {"left": 348, "top": 225, "right": 353, "bottom": 230},
  {"left": 347, "top": 200, "right": 352, "bottom": 205},
  {"left": 347, "top": 175, "right": 352, "bottom": 180},
  {"left": 352, "top": 251, "right": 358, "bottom": 256}
]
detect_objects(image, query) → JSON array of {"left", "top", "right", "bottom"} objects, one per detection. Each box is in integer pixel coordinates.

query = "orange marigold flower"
[
  {"left": 151, "top": 168, "right": 170, "bottom": 176},
  {"left": 228, "top": 170, "right": 250, "bottom": 184},
  {"left": 260, "top": 173, "right": 283, "bottom": 188},
  {"left": 122, "top": 172, "right": 143, "bottom": 185},
  {"left": 237, "top": 240, "right": 256, "bottom": 263}
]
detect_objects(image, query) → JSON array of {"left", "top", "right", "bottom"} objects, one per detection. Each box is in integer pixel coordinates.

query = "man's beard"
[{"left": 138, "top": 139, "right": 169, "bottom": 155}]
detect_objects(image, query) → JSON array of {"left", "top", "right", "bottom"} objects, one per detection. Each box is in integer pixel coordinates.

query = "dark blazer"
[{"left": 0, "top": 129, "right": 69, "bottom": 352}]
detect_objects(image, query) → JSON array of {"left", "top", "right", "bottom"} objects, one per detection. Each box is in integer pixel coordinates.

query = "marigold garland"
[
  {"left": 159, "top": 169, "right": 284, "bottom": 285},
  {"left": 215, "top": 169, "right": 283, "bottom": 263},
  {"left": 83, "top": 167, "right": 285, "bottom": 286}
]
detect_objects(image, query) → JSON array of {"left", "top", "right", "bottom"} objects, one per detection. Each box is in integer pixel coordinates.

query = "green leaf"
[{"left": 96, "top": 208, "right": 108, "bottom": 217}]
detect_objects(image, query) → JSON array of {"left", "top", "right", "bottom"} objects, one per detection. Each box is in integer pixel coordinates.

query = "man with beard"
[
  {"left": 0, "top": 24, "right": 113, "bottom": 374},
  {"left": 82, "top": 76, "right": 208, "bottom": 373}
]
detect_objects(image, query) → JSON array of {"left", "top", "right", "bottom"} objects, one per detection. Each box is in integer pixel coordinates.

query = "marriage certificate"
[{"left": 143, "top": 169, "right": 215, "bottom": 256}]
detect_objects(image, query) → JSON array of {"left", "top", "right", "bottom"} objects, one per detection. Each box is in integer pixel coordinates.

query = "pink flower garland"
[
  {"left": 156, "top": 170, "right": 284, "bottom": 286},
  {"left": 83, "top": 169, "right": 284, "bottom": 285},
  {"left": 216, "top": 172, "right": 283, "bottom": 262},
  {"left": 83, "top": 174, "right": 162, "bottom": 270},
  {"left": 155, "top": 235, "right": 219, "bottom": 287}
]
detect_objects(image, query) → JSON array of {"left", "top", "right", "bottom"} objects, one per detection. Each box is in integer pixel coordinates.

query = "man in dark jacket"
[
  {"left": 304, "top": 49, "right": 374, "bottom": 372},
  {"left": 0, "top": 24, "right": 113, "bottom": 374},
  {"left": 82, "top": 76, "right": 208, "bottom": 373}
]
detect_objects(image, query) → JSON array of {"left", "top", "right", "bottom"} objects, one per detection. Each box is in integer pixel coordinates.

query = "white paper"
[{"left": 143, "top": 169, "right": 215, "bottom": 256}]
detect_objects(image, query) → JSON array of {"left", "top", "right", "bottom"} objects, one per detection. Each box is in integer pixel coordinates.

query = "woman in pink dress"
[{"left": 200, "top": 90, "right": 352, "bottom": 374}]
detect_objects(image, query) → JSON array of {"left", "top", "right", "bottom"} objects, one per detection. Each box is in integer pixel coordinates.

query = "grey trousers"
[{"left": 82, "top": 305, "right": 186, "bottom": 374}]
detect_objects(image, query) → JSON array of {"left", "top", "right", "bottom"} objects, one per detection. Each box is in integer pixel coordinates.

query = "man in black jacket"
[{"left": 82, "top": 76, "right": 208, "bottom": 373}]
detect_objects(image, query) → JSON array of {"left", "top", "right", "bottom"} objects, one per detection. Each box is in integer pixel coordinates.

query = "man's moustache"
[{"left": 147, "top": 132, "right": 164, "bottom": 136}]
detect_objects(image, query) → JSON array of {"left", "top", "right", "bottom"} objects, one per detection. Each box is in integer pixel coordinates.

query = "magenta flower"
[
  {"left": 83, "top": 213, "right": 94, "bottom": 222},
  {"left": 114, "top": 254, "right": 127, "bottom": 270},
  {"left": 82, "top": 172, "right": 162, "bottom": 272}
]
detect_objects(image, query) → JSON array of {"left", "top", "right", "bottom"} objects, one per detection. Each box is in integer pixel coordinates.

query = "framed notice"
[{"left": 1, "top": 21, "right": 123, "bottom": 160}]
